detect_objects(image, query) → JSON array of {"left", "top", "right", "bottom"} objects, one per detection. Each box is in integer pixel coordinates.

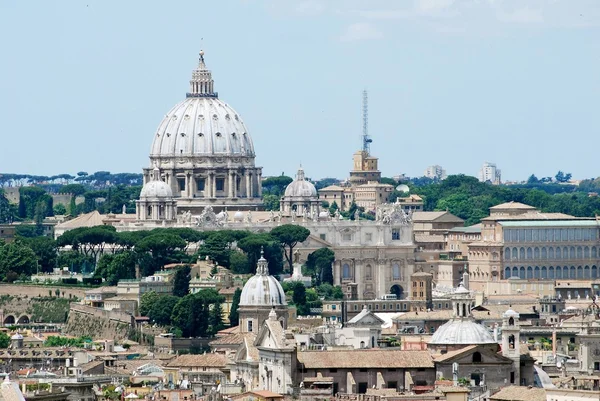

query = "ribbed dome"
[
  {"left": 150, "top": 51, "right": 255, "bottom": 160},
  {"left": 430, "top": 319, "right": 495, "bottom": 345},
  {"left": 150, "top": 97, "right": 254, "bottom": 158},
  {"left": 140, "top": 168, "right": 173, "bottom": 199},
  {"left": 240, "top": 251, "right": 287, "bottom": 307},
  {"left": 284, "top": 167, "right": 317, "bottom": 198}
]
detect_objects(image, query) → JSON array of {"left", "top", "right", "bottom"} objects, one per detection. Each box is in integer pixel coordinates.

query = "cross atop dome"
[
  {"left": 296, "top": 165, "right": 306, "bottom": 181},
  {"left": 187, "top": 49, "right": 218, "bottom": 98},
  {"left": 256, "top": 246, "right": 270, "bottom": 275}
]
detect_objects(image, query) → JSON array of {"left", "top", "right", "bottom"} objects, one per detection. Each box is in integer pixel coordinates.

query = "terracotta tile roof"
[
  {"left": 232, "top": 390, "right": 283, "bottom": 399},
  {"left": 209, "top": 333, "right": 254, "bottom": 347},
  {"left": 490, "top": 386, "right": 546, "bottom": 401},
  {"left": 490, "top": 202, "right": 536, "bottom": 210},
  {"left": 434, "top": 345, "right": 478, "bottom": 362},
  {"left": 297, "top": 350, "right": 433, "bottom": 369},
  {"left": 394, "top": 310, "right": 453, "bottom": 321},
  {"left": 166, "top": 354, "right": 227, "bottom": 368}
]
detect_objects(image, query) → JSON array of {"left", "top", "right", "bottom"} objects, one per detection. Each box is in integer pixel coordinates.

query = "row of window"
[
  {"left": 504, "top": 228, "right": 599, "bottom": 243},
  {"left": 342, "top": 263, "right": 403, "bottom": 280},
  {"left": 504, "top": 265, "right": 599, "bottom": 280},
  {"left": 505, "top": 246, "right": 599, "bottom": 261}
]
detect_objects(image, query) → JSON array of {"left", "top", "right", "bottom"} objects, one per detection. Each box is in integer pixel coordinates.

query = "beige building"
[
  {"left": 318, "top": 146, "right": 393, "bottom": 212},
  {"left": 466, "top": 201, "right": 600, "bottom": 293}
]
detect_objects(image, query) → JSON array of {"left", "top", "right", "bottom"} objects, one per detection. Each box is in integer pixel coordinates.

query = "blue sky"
[{"left": 1, "top": 0, "right": 599, "bottom": 181}]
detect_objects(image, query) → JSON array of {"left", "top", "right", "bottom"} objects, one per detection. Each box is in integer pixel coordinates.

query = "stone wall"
[
  {"left": 0, "top": 284, "right": 86, "bottom": 300},
  {"left": 65, "top": 304, "right": 133, "bottom": 340}
]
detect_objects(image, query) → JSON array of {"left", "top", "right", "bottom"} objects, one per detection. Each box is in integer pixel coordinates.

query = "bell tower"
[{"left": 502, "top": 309, "right": 521, "bottom": 385}]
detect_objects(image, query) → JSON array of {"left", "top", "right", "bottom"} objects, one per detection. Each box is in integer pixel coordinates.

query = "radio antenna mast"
[{"left": 362, "top": 90, "right": 372, "bottom": 154}]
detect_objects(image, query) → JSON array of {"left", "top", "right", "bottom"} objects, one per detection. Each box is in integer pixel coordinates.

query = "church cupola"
[{"left": 187, "top": 50, "right": 217, "bottom": 98}]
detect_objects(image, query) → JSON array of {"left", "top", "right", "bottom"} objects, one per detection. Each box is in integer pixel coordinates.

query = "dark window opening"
[{"left": 216, "top": 178, "right": 225, "bottom": 191}]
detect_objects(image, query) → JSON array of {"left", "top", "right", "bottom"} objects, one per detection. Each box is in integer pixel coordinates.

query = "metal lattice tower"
[{"left": 362, "top": 89, "right": 372, "bottom": 154}]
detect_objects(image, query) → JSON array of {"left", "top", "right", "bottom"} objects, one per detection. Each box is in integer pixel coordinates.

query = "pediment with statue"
[
  {"left": 376, "top": 202, "right": 412, "bottom": 225},
  {"left": 195, "top": 205, "right": 226, "bottom": 228}
]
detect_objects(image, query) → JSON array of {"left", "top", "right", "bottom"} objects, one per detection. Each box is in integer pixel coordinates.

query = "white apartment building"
[
  {"left": 478, "top": 162, "right": 501, "bottom": 184},
  {"left": 424, "top": 165, "right": 447, "bottom": 180}
]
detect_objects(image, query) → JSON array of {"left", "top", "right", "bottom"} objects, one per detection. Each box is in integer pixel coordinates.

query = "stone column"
[
  {"left": 334, "top": 261, "right": 341, "bottom": 286},
  {"left": 232, "top": 173, "right": 237, "bottom": 198},
  {"left": 211, "top": 174, "right": 217, "bottom": 198},
  {"left": 257, "top": 171, "right": 262, "bottom": 197},
  {"left": 246, "top": 172, "right": 251, "bottom": 199},
  {"left": 189, "top": 173, "right": 196, "bottom": 198},
  {"left": 228, "top": 171, "right": 234, "bottom": 198}
]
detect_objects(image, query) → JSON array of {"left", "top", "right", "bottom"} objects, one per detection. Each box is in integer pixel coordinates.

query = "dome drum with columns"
[
  {"left": 136, "top": 167, "right": 178, "bottom": 221},
  {"left": 238, "top": 248, "right": 288, "bottom": 334},
  {"left": 142, "top": 51, "right": 263, "bottom": 214},
  {"left": 280, "top": 166, "right": 320, "bottom": 217}
]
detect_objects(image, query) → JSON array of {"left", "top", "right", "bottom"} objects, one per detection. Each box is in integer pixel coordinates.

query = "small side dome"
[
  {"left": 11, "top": 333, "right": 23, "bottom": 340},
  {"left": 503, "top": 309, "right": 519, "bottom": 318},
  {"left": 234, "top": 211, "right": 244, "bottom": 222},
  {"left": 140, "top": 167, "right": 173, "bottom": 199},
  {"left": 284, "top": 166, "right": 317, "bottom": 198},
  {"left": 240, "top": 249, "right": 287, "bottom": 307}
]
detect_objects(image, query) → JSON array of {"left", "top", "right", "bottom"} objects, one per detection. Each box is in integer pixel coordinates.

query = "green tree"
[
  {"left": 94, "top": 251, "right": 137, "bottom": 285},
  {"left": 328, "top": 201, "right": 339, "bottom": 216},
  {"left": 18, "top": 236, "right": 56, "bottom": 273},
  {"left": 290, "top": 282, "right": 309, "bottom": 315},
  {"left": 229, "top": 251, "right": 250, "bottom": 274},
  {"left": 270, "top": 225, "right": 310, "bottom": 273},
  {"left": 229, "top": 288, "right": 242, "bottom": 326},
  {"left": 172, "top": 265, "right": 191, "bottom": 297},
  {"left": 305, "top": 248, "right": 335, "bottom": 285},
  {"left": 237, "top": 233, "right": 284, "bottom": 275},
  {"left": 68, "top": 196, "right": 77, "bottom": 216},
  {"left": 149, "top": 295, "right": 179, "bottom": 325},
  {"left": 0, "top": 192, "right": 15, "bottom": 224},
  {"left": 208, "top": 301, "right": 225, "bottom": 335},
  {"left": 140, "top": 291, "right": 159, "bottom": 317},
  {"left": 197, "top": 232, "right": 233, "bottom": 267},
  {"left": 262, "top": 176, "right": 293, "bottom": 196},
  {"left": 0, "top": 332, "right": 10, "bottom": 348},
  {"left": 58, "top": 184, "right": 86, "bottom": 196},
  {"left": 527, "top": 174, "right": 539, "bottom": 184},
  {"left": 262, "top": 194, "right": 280, "bottom": 211},
  {"left": 0, "top": 240, "right": 38, "bottom": 281},
  {"left": 135, "top": 233, "right": 186, "bottom": 276},
  {"left": 170, "top": 289, "right": 224, "bottom": 337},
  {"left": 56, "top": 250, "right": 95, "bottom": 273},
  {"left": 53, "top": 204, "right": 67, "bottom": 215}
]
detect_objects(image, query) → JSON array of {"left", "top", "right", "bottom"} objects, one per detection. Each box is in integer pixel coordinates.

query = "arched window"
[
  {"left": 556, "top": 266, "right": 562, "bottom": 279},
  {"left": 342, "top": 263, "right": 351, "bottom": 280},
  {"left": 563, "top": 247, "right": 569, "bottom": 259},
  {"left": 504, "top": 267, "right": 511, "bottom": 279},
  {"left": 548, "top": 247, "right": 554, "bottom": 259},
  {"left": 512, "top": 267, "right": 518, "bottom": 278},
  {"left": 365, "top": 265, "right": 372, "bottom": 280},
  {"left": 505, "top": 248, "right": 511, "bottom": 260},
  {"left": 548, "top": 266, "right": 555, "bottom": 279},
  {"left": 534, "top": 248, "right": 540, "bottom": 259},
  {"left": 519, "top": 267, "right": 525, "bottom": 279},
  {"left": 534, "top": 266, "right": 540, "bottom": 278},
  {"left": 508, "top": 317, "right": 515, "bottom": 326},
  {"left": 519, "top": 248, "right": 525, "bottom": 260},
  {"left": 527, "top": 247, "right": 533, "bottom": 259},
  {"left": 541, "top": 266, "right": 547, "bottom": 279},
  {"left": 570, "top": 247, "right": 576, "bottom": 259},
  {"left": 584, "top": 266, "right": 590, "bottom": 279},
  {"left": 577, "top": 266, "right": 583, "bottom": 279},
  {"left": 541, "top": 247, "right": 547, "bottom": 259},
  {"left": 472, "top": 352, "right": 482, "bottom": 363},
  {"left": 527, "top": 266, "right": 533, "bottom": 279},
  {"left": 577, "top": 247, "right": 583, "bottom": 259},
  {"left": 585, "top": 246, "right": 590, "bottom": 259},
  {"left": 593, "top": 247, "right": 598, "bottom": 259},
  {"left": 512, "top": 248, "right": 518, "bottom": 260},
  {"left": 556, "top": 247, "right": 561, "bottom": 259},
  {"left": 392, "top": 263, "right": 401, "bottom": 280},
  {"left": 569, "top": 266, "right": 575, "bottom": 279},
  {"left": 508, "top": 334, "right": 515, "bottom": 349},
  {"left": 593, "top": 265, "right": 598, "bottom": 279}
]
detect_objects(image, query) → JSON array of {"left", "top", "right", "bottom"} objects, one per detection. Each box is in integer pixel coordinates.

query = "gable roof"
[
  {"left": 297, "top": 350, "right": 433, "bottom": 369},
  {"left": 489, "top": 386, "right": 546, "bottom": 401},
  {"left": 347, "top": 308, "right": 385, "bottom": 326},
  {"left": 55, "top": 211, "right": 105, "bottom": 230},
  {"left": 412, "top": 211, "right": 464, "bottom": 224},
  {"left": 490, "top": 202, "right": 536, "bottom": 210},
  {"left": 255, "top": 319, "right": 294, "bottom": 350},
  {"left": 434, "top": 344, "right": 512, "bottom": 365},
  {"left": 166, "top": 354, "right": 227, "bottom": 368},
  {"left": 318, "top": 185, "right": 345, "bottom": 192}
]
